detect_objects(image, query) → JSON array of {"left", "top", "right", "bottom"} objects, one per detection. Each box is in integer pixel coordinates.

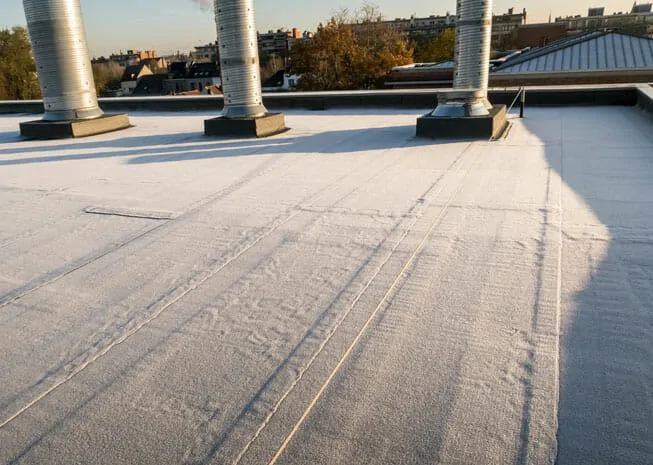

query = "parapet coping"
[
  {"left": 0, "top": 84, "right": 647, "bottom": 115},
  {"left": 635, "top": 84, "right": 653, "bottom": 115}
]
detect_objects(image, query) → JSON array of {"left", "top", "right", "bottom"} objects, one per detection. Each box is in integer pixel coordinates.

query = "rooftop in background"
[
  {"left": 0, "top": 102, "right": 652, "bottom": 465},
  {"left": 631, "top": 2, "right": 653, "bottom": 13},
  {"left": 492, "top": 31, "right": 653, "bottom": 73},
  {"left": 387, "top": 32, "right": 653, "bottom": 88},
  {"left": 107, "top": 50, "right": 160, "bottom": 67},
  {"left": 121, "top": 63, "right": 152, "bottom": 82}
]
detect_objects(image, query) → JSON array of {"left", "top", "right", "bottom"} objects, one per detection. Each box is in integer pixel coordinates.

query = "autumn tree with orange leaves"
[{"left": 291, "top": 5, "right": 414, "bottom": 91}]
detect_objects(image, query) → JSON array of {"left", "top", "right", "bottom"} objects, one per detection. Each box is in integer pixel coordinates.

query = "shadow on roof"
[
  {"left": 0, "top": 130, "right": 23, "bottom": 143},
  {"left": 522, "top": 107, "right": 653, "bottom": 465},
  {"left": 0, "top": 125, "right": 447, "bottom": 167},
  {"left": 0, "top": 132, "right": 205, "bottom": 156}
]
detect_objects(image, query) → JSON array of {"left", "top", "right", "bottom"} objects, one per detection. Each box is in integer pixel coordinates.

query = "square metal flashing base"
[
  {"left": 19, "top": 114, "right": 131, "bottom": 140},
  {"left": 204, "top": 113, "right": 286, "bottom": 138},
  {"left": 416, "top": 105, "right": 508, "bottom": 140}
]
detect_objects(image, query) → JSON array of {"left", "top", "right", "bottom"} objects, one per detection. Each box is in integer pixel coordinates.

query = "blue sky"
[{"left": 1, "top": 0, "right": 634, "bottom": 57}]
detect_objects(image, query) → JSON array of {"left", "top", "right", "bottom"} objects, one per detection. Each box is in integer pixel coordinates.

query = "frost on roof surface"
[{"left": 0, "top": 108, "right": 652, "bottom": 465}]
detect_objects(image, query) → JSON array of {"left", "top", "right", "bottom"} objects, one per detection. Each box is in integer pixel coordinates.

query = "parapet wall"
[
  {"left": 0, "top": 85, "right": 644, "bottom": 115},
  {"left": 636, "top": 84, "right": 653, "bottom": 115}
]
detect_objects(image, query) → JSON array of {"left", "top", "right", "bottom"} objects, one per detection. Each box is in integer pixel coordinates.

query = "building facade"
[
  {"left": 351, "top": 9, "right": 525, "bottom": 45},
  {"left": 492, "top": 8, "right": 528, "bottom": 46},
  {"left": 555, "top": 4, "right": 653, "bottom": 35},
  {"left": 120, "top": 63, "right": 153, "bottom": 95},
  {"left": 257, "top": 28, "right": 303, "bottom": 59},
  {"left": 514, "top": 23, "right": 568, "bottom": 48},
  {"left": 193, "top": 43, "right": 219, "bottom": 62},
  {"left": 164, "top": 62, "right": 222, "bottom": 95},
  {"left": 352, "top": 14, "right": 456, "bottom": 39},
  {"left": 109, "top": 50, "right": 160, "bottom": 67}
]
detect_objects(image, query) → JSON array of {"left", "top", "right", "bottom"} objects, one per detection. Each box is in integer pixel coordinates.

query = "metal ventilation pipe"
[
  {"left": 23, "top": 0, "right": 103, "bottom": 121},
  {"left": 215, "top": 0, "right": 267, "bottom": 119},
  {"left": 453, "top": 0, "right": 493, "bottom": 108},
  {"left": 417, "top": 0, "right": 506, "bottom": 138}
]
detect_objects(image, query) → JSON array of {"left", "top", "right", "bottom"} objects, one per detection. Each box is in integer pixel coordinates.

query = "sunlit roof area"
[
  {"left": 1, "top": 103, "right": 652, "bottom": 464},
  {"left": 3, "top": 0, "right": 653, "bottom": 461}
]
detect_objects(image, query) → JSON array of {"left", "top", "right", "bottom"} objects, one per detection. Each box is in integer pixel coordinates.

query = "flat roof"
[{"left": 0, "top": 107, "right": 652, "bottom": 464}]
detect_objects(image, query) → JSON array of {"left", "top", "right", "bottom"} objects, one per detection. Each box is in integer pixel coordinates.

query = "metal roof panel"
[{"left": 493, "top": 31, "right": 653, "bottom": 74}]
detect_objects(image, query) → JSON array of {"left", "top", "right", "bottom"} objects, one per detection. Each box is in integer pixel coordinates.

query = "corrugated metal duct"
[
  {"left": 453, "top": 0, "right": 493, "bottom": 98},
  {"left": 23, "top": 0, "right": 103, "bottom": 121},
  {"left": 215, "top": 0, "right": 267, "bottom": 118}
]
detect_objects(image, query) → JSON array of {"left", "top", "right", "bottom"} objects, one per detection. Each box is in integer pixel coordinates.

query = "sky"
[{"left": 1, "top": 0, "right": 640, "bottom": 57}]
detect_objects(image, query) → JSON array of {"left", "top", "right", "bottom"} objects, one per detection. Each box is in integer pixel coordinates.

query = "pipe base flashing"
[
  {"left": 416, "top": 104, "right": 508, "bottom": 140},
  {"left": 204, "top": 112, "right": 286, "bottom": 138},
  {"left": 19, "top": 114, "right": 131, "bottom": 140}
]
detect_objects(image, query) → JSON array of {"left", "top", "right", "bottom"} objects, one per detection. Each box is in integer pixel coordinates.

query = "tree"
[
  {"left": 352, "top": 4, "right": 415, "bottom": 88},
  {"left": 260, "top": 54, "right": 285, "bottom": 82},
  {"left": 412, "top": 28, "right": 456, "bottom": 64},
  {"left": 0, "top": 27, "right": 41, "bottom": 100},
  {"left": 291, "top": 18, "right": 360, "bottom": 90},
  {"left": 92, "top": 61, "right": 124, "bottom": 96},
  {"left": 291, "top": 4, "right": 414, "bottom": 91}
]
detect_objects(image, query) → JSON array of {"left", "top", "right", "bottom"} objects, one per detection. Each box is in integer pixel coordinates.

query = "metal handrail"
[{"left": 507, "top": 87, "right": 526, "bottom": 118}]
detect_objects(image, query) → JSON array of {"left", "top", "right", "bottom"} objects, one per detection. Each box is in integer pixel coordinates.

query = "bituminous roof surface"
[{"left": 0, "top": 107, "right": 652, "bottom": 465}]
